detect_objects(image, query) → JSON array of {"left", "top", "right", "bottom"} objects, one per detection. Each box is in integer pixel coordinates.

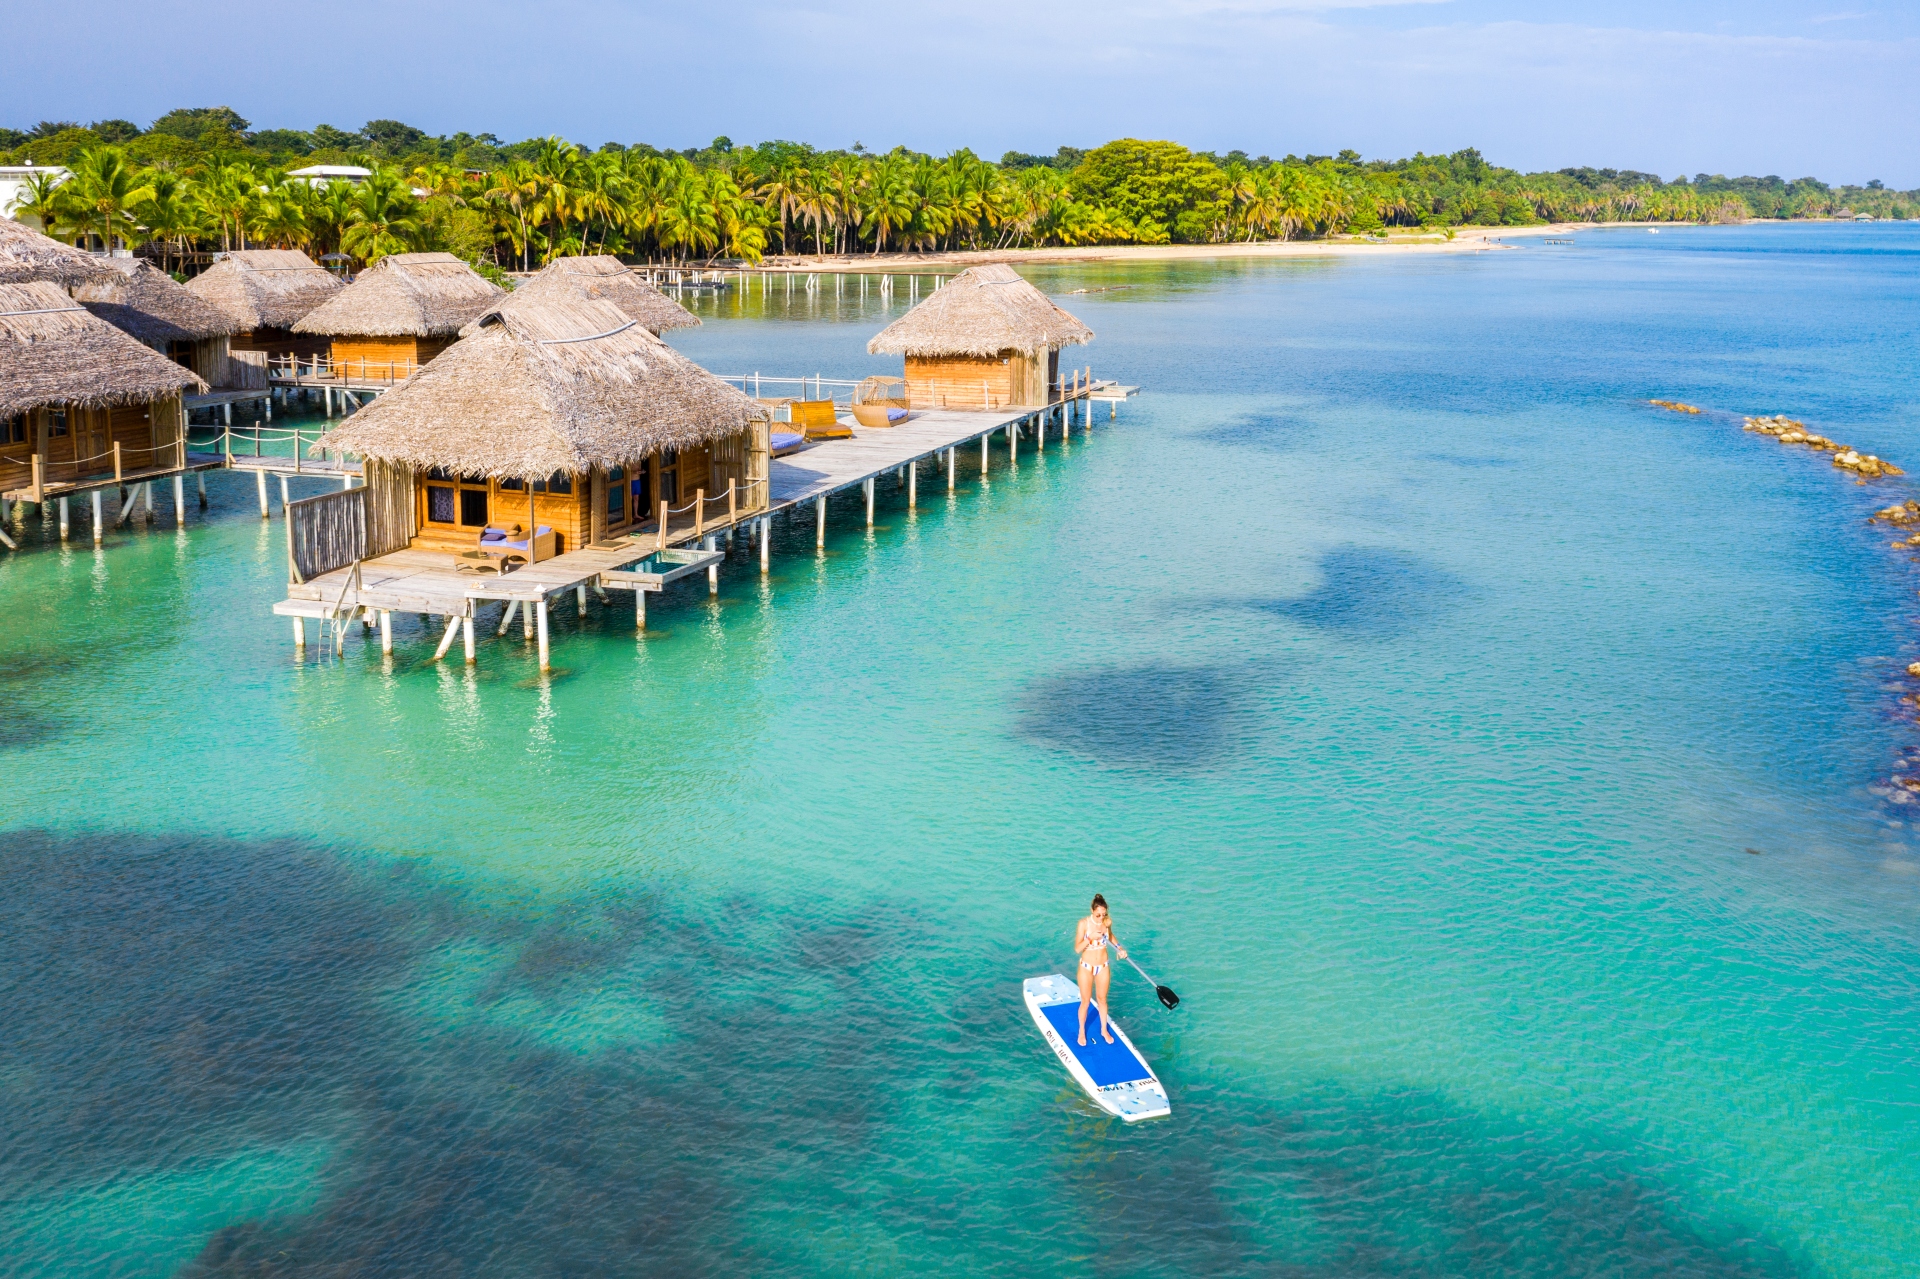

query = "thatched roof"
[
  {"left": 293, "top": 252, "right": 505, "bottom": 338},
  {"left": 73, "top": 258, "right": 242, "bottom": 347},
  {"left": 473, "top": 256, "right": 698, "bottom": 337},
  {"left": 184, "top": 249, "right": 343, "bottom": 332},
  {"left": 0, "top": 281, "right": 206, "bottom": 418},
  {"left": 0, "top": 218, "right": 118, "bottom": 288},
  {"left": 313, "top": 295, "right": 761, "bottom": 480},
  {"left": 866, "top": 264, "right": 1092, "bottom": 358}
]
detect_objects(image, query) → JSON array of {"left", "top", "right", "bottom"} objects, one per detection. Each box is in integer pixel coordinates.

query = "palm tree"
[
  {"left": 135, "top": 172, "right": 206, "bottom": 275},
  {"left": 482, "top": 162, "right": 541, "bottom": 270},
  {"left": 341, "top": 168, "right": 422, "bottom": 265},
  {"left": 62, "top": 148, "right": 155, "bottom": 253},
  {"left": 861, "top": 157, "right": 916, "bottom": 254},
  {"left": 658, "top": 174, "right": 719, "bottom": 261},
  {"left": 11, "top": 170, "right": 69, "bottom": 237},
  {"left": 194, "top": 164, "right": 259, "bottom": 252}
]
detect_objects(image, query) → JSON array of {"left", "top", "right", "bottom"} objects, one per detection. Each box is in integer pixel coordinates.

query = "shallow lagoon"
[{"left": 3, "top": 224, "right": 1918, "bottom": 1276}]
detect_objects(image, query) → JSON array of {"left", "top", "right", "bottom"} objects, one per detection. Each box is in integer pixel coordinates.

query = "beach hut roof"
[
  {"left": 292, "top": 252, "right": 506, "bottom": 338},
  {"left": 73, "top": 258, "right": 243, "bottom": 346},
  {"left": 470, "top": 255, "right": 698, "bottom": 337},
  {"left": 312, "top": 295, "right": 761, "bottom": 480},
  {"left": 0, "top": 217, "right": 119, "bottom": 288},
  {"left": 866, "top": 264, "right": 1091, "bottom": 359},
  {"left": 0, "top": 280, "right": 206, "bottom": 418},
  {"left": 184, "top": 249, "right": 343, "bottom": 331}
]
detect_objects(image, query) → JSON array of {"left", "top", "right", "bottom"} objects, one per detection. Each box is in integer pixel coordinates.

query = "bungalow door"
[
  {"left": 79, "top": 409, "right": 111, "bottom": 477},
  {"left": 421, "top": 468, "right": 491, "bottom": 536}
]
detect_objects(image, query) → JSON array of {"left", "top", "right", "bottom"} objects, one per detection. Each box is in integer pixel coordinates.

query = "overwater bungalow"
[
  {"left": 0, "top": 280, "right": 207, "bottom": 541},
  {"left": 73, "top": 258, "right": 244, "bottom": 389},
  {"left": 292, "top": 252, "right": 505, "bottom": 382},
  {"left": 183, "top": 249, "right": 343, "bottom": 365},
  {"left": 0, "top": 216, "right": 117, "bottom": 289},
  {"left": 479, "top": 255, "right": 698, "bottom": 337},
  {"left": 867, "top": 264, "right": 1092, "bottom": 411},
  {"left": 312, "top": 293, "right": 768, "bottom": 557}
]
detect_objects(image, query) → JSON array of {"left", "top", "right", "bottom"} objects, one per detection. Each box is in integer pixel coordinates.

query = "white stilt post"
[
  {"left": 58, "top": 496, "right": 69, "bottom": 541},
  {"left": 196, "top": 470, "right": 207, "bottom": 507},
  {"left": 293, "top": 617, "right": 305, "bottom": 647},
  {"left": 380, "top": 610, "right": 392, "bottom": 654},
  {"left": 816, "top": 494, "right": 826, "bottom": 547},
  {"left": 759, "top": 517, "right": 769, "bottom": 573},
  {"left": 1038, "top": 412, "right": 1046, "bottom": 452},
  {"left": 1007, "top": 422, "right": 1017, "bottom": 465},
  {"left": 279, "top": 475, "right": 290, "bottom": 511},
  {"left": 947, "top": 447, "right": 955, "bottom": 491},
  {"left": 576, "top": 584, "right": 587, "bottom": 616},
  {"left": 462, "top": 616, "right": 475, "bottom": 663},
  {"left": 497, "top": 600, "right": 519, "bottom": 636},
  {"left": 257, "top": 469, "right": 268, "bottom": 517},
  {"left": 908, "top": 458, "right": 917, "bottom": 507},
  {"left": 636, "top": 587, "right": 646, "bottom": 629},
  {"left": 705, "top": 535, "right": 719, "bottom": 594},
  {"left": 173, "top": 474, "right": 186, "bottom": 526},
  {"left": 864, "top": 476, "right": 874, "bottom": 526},
  {"left": 981, "top": 434, "right": 989, "bottom": 476},
  {"left": 524, "top": 597, "right": 535, "bottom": 639},
  {"left": 91, "top": 489, "right": 103, "bottom": 544},
  {"left": 536, "top": 599, "right": 550, "bottom": 669},
  {"left": 223, "top": 402, "right": 232, "bottom": 426}
]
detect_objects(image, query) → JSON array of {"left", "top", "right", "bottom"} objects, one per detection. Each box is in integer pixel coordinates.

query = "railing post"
[
  {"left": 657, "top": 499, "right": 668, "bottom": 551},
  {"left": 294, "top": 428, "right": 301, "bottom": 474},
  {"left": 694, "top": 488, "right": 705, "bottom": 537},
  {"left": 727, "top": 480, "right": 736, "bottom": 527},
  {"left": 113, "top": 442, "right": 122, "bottom": 483}
]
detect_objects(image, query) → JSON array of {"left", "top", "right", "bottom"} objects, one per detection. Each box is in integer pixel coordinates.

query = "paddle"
[{"left": 1124, "top": 956, "right": 1180, "bottom": 1010}]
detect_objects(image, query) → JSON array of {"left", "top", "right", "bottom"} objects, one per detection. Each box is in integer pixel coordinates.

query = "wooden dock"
[{"left": 274, "top": 387, "right": 1135, "bottom": 669}]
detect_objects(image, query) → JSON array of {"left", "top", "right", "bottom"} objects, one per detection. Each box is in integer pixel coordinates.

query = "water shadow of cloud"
[
  {"left": 1015, "top": 663, "right": 1259, "bottom": 768},
  {"left": 1195, "top": 411, "right": 1316, "bottom": 453},
  {"left": 1248, "top": 547, "right": 1467, "bottom": 640}
]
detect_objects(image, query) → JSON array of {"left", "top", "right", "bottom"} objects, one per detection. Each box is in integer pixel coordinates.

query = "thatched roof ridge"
[
  {"left": 183, "top": 249, "right": 343, "bottom": 331},
  {"left": 74, "top": 258, "right": 243, "bottom": 346},
  {"left": 471, "top": 255, "right": 698, "bottom": 337},
  {"left": 293, "top": 252, "right": 505, "bottom": 338},
  {"left": 0, "top": 218, "right": 118, "bottom": 288},
  {"left": 0, "top": 281, "right": 206, "bottom": 418},
  {"left": 313, "top": 295, "right": 760, "bottom": 480},
  {"left": 866, "top": 264, "right": 1091, "bottom": 358}
]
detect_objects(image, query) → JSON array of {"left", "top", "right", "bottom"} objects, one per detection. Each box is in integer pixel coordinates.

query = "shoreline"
[{"left": 748, "top": 222, "right": 1731, "bottom": 270}]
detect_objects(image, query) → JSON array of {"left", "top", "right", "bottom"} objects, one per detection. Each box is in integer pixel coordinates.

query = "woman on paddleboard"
[{"left": 1075, "top": 894, "right": 1128, "bottom": 1046}]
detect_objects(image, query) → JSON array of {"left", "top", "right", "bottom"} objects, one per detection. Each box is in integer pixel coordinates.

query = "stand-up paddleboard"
[{"left": 1024, "top": 974, "right": 1171, "bottom": 1122}]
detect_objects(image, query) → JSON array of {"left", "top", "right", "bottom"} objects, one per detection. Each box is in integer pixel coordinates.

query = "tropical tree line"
[{"left": 10, "top": 113, "right": 1909, "bottom": 273}]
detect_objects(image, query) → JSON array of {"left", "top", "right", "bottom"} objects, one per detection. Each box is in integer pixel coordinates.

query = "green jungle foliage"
[{"left": 4, "top": 109, "right": 1913, "bottom": 272}]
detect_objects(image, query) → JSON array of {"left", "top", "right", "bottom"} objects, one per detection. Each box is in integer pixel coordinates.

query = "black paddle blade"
[{"left": 1156, "top": 985, "right": 1180, "bottom": 1010}]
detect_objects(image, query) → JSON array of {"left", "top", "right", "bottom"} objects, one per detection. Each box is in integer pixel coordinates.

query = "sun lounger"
[
  {"left": 791, "top": 399, "right": 851, "bottom": 440},
  {"left": 771, "top": 430, "right": 807, "bottom": 456},
  {"left": 851, "top": 403, "right": 910, "bottom": 427}
]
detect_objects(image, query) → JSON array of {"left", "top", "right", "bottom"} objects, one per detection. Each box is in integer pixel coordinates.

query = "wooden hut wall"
[
  {"left": 329, "top": 336, "right": 455, "bottom": 380},
  {"left": 903, "top": 354, "right": 1016, "bottom": 410},
  {"left": 364, "top": 459, "right": 418, "bottom": 558},
  {"left": 230, "top": 328, "right": 331, "bottom": 361},
  {"left": 0, "top": 396, "right": 178, "bottom": 492}
]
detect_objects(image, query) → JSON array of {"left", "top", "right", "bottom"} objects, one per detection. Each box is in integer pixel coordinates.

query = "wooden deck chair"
[{"left": 791, "top": 399, "right": 852, "bottom": 440}]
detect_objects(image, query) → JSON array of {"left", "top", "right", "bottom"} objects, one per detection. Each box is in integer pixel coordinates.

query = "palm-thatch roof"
[
  {"left": 866, "top": 264, "right": 1092, "bottom": 359},
  {"left": 0, "top": 281, "right": 206, "bottom": 418},
  {"left": 0, "top": 217, "right": 118, "bottom": 288},
  {"left": 312, "top": 295, "right": 761, "bottom": 480},
  {"left": 293, "top": 252, "right": 505, "bottom": 338},
  {"left": 472, "top": 255, "right": 698, "bottom": 337},
  {"left": 73, "top": 258, "right": 243, "bottom": 347},
  {"left": 183, "top": 249, "right": 343, "bottom": 331}
]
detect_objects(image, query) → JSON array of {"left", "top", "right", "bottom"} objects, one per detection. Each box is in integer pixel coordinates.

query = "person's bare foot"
[
  {"left": 1078, "top": 1032, "right": 1087, "bottom": 1046},
  {"left": 1102, "top": 1028, "right": 1114, "bottom": 1044}
]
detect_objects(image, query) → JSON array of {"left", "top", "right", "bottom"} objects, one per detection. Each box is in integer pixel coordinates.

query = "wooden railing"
[{"left": 287, "top": 486, "right": 368, "bottom": 584}]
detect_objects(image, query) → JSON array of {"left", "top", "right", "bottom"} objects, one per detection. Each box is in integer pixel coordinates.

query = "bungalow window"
[
  {"left": 424, "top": 467, "right": 488, "bottom": 527},
  {"left": 166, "top": 340, "right": 194, "bottom": 370},
  {"left": 49, "top": 410, "right": 67, "bottom": 437},
  {"left": 2, "top": 415, "right": 23, "bottom": 445},
  {"left": 534, "top": 472, "right": 572, "bottom": 495},
  {"left": 606, "top": 467, "right": 625, "bottom": 523},
  {"left": 659, "top": 450, "right": 679, "bottom": 506},
  {"left": 630, "top": 466, "right": 651, "bottom": 519}
]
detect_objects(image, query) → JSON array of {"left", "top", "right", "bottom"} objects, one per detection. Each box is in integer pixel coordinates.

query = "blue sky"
[{"left": 7, "top": 0, "right": 1916, "bottom": 184}]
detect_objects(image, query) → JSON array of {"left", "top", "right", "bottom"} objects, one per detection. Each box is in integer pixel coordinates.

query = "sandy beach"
[{"left": 750, "top": 222, "right": 1647, "bottom": 271}]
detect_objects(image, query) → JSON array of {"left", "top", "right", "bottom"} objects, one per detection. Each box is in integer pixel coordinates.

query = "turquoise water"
[{"left": 4, "top": 224, "right": 1919, "bottom": 1276}]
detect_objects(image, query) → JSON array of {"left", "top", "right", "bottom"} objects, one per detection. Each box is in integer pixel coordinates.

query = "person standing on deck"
[{"left": 1075, "top": 894, "right": 1128, "bottom": 1047}]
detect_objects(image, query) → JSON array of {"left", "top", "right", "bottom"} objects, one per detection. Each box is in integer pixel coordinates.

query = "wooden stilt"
[
  {"left": 816, "top": 494, "right": 826, "bottom": 547},
  {"left": 380, "top": 610, "right": 392, "bottom": 654},
  {"left": 576, "top": 584, "right": 587, "bottom": 616},
  {"left": 948, "top": 446, "right": 956, "bottom": 491},
  {"left": 536, "top": 600, "right": 550, "bottom": 670},
  {"left": 706, "top": 536, "right": 719, "bottom": 594},
  {"left": 58, "top": 495, "right": 69, "bottom": 541},
  {"left": 257, "top": 469, "right": 268, "bottom": 517},
  {"left": 524, "top": 597, "right": 535, "bottom": 639},
  {"left": 432, "top": 614, "right": 461, "bottom": 660},
  {"left": 981, "top": 433, "right": 989, "bottom": 476},
  {"left": 908, "top": 458, "right": 916, "bottom": 507},
  {"left": 1037, "top": 412, "right": 1045, "bottom": 452},
  {"left": 636, "top": 586, "right": 647, "bottom": 629},
  {"left": 91, "top": 489, "right": 103, "bottom": 544},
  {"left": 497, "top": 600, "right": 520, "bottom": 635},
  {"left": 864, "top": 476, "right": 874, "bottom": 526},
  {"left": 293, "top": 617, "right": 305, "bottom": 647},
  {"left": 760, "top": 517, "right": 770, "bottom": 573},
  {"left": 279, "top": 475, "right": 290, "bottom": 512},
  {"left": 462, "top": 616, "right": 475, "bottom": 663},
  {"left": 196, "top": 470, "right": 207, "bottom": 507},
  {"left": 173, "top": 474, "right": 186, "bottom": 526}
]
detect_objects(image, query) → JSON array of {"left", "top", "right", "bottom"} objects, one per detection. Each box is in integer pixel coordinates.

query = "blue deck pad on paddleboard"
[{"left": 1039, "top": 1001, "right": 1153, "bottom": 1087}]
